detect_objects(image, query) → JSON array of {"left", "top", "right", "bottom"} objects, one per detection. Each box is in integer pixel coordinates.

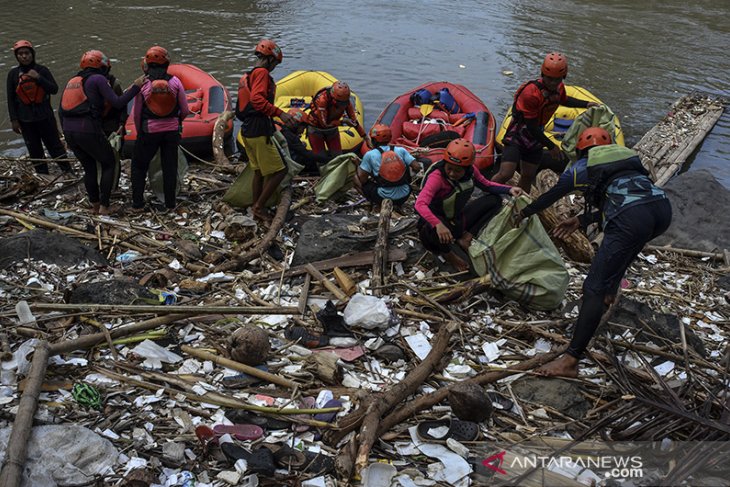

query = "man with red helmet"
[
  {"left": 354, "top": 123, "right": 421, "bottom": 208},
  {"left": 415, "top": 138, "right": 522, "bottom": 271},
  {"left": 130, "top": 46, "right": 190, "bottom": 213},
  {"left": 235, "top": 39, "right": 296, "bottom": 222},
  {"left": 6, "top": 40, "right": 71, "bottom": 174},
  {"left": 492, "top": 52, "right": 599, "bottom": 191},
  {"left": 307, "top": 80, "right": 366, "bottom": 156},
  {"left": 60, "top": 50, "right": 145, "bottom": 215}
]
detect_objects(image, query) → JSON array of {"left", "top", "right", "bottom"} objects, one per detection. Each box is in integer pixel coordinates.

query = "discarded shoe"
[
  {"left": 302, "top": 451, "right": 336, "bottom": 475},
  {"left": 313, "top": 399, "right": 342, "bottom": 423},
  {"left": 224, "top": 410, "right": 290, "bottom": 430},
  {"left": 221, "top": 365, "right": 269, "bottom": 389},
  {"left": 284, "top": 326, "right": 330, "bottom": 348},
  {"left": 213, "top": 423, "right": 264, "bottom": 441},
  {"left": 373, "top": 343, "right": 406, "bottom": 363},
  {"left": 416, "top": 418, "right": 480, "bottom": 442},
  {"left": 272, "top": 445, "right": 307, "bottom": 469},
  {"left": 220, "top": 443, "right": 276, "bottom": 476},
  {"left": 487, "top": 391, "right": 514, "bottom": 411},
  {"left": 316, "top": 300, "right": 353, "bottom": 337}
]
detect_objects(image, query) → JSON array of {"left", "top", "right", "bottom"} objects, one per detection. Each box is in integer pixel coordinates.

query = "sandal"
[
  {"left": 302, "top": 451, "right": 335, "bottom": 475},
  {"left": 272, "top": 445, "right": 307, "bottom": 470},
  {"left": 487, "top": 391, "right": 514, "bottom": 411},
  {"left": 213, "top": 423, "right": 264, "bottom": 441},
  {"left": 220, "top": 443, "right": 276, "bottom": 476},
  {"left": 313, "top": 399, "right": 342, "bottom": 423},
  {"left": 284, "top": 326, "right": 329, "bottom": 348},
  {"left": 221, "top": 365, "right": 269, "bottom": 389},
  {"left": 291, "top": 396, "right": 316, "bottom": 433},
  {"left": 224, "top": 410, "right": 290, "bottom": 431},
  {"left": 416, "top": 418, "right": 480, "bottom": 442}
]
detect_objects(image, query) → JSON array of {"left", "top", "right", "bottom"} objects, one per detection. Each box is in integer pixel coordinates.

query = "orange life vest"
[
  {"left": 59, "top": 75, "right": 91, "bottom": 117},
  {"left": 143, "top": 78, "right": 178, "bottom": 118},
  {"left": 16, "top": 73, "right": 45, "bottom": 105},
  {"left": 236, "top": 73, "right": 251, "bottom": 114},
  {"left": 513, "top": 80, "right": 564, "bottom": 126}
]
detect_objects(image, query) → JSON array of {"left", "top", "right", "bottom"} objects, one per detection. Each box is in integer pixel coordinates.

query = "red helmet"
[
  {"left": 12, "top": 40, "right": 33, "bottom": 52},
  {"left": 379, "top": 150, "right": 406, "bottom": 183},
  {"left": 287, "top": 108, "right": 311, "bottom": 125},
  {"left": 80, "top": 50, "right": 110, "bottom": 70},
  {"left": 145, "top": 46, "right": 170, "bottom": 65},
  {"left": 576, "top": 127, "right": 612, "bottom": 150},
  {"left": 445, "top": 138, "right": 475, "bottom": 167},
  {"left": 255, "top": 39, "right": 282, "bottom": 63},
  {"left": 541, "top": 52, "right": 568, "bottom": 78},
  {"left": 369, "top": 124, "right": 392, "bottom": 144},
  {"left": 330, "top": 81, "right": 351, "bottom": 102}
]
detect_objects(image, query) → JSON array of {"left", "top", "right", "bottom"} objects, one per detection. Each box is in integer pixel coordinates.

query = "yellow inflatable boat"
[
  {"left": 496, "top": 85, "right": 625, "bottom": 149},
  {"left": 237, "top": 70, "right": 365, "bottom": 152}
]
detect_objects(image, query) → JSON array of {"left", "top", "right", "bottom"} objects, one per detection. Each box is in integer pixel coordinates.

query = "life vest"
[
  {"left": 236, "top": 67, "right": 275, "bottom": 117},
  {"left": 309, "top": 87, "right": 349, "bottom": 129},
  {"left": 16, "top": 73, "right": 45, "bottom": 105},
  {"left": 374, "top": 146, "right": 410, "bottom": 187},
  {"left": 512, "top": 79, "right": 563, "bottom": 126},
  {"left": 142, "top": 76, "right": 179, "bottom": 118},
  {"left": 60, "top": 74, "right": 92, "bottom": 118},
  {"left": 422, "top": 161, "right": 474, "bottom": 221}
]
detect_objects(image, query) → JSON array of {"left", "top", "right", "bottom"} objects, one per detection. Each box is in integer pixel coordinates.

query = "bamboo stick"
[
  {"left": 305, "top": 264, "right": 348, "bottom": 302},
  {"left": 31, "top": 303, "right": 299, "bottom": 315}
]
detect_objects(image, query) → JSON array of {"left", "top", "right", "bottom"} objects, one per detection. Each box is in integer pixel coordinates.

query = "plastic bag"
[
  {"left": 313, "top": 153, "right": 359, "bottom": 203},
  {"left": 343, "top": 293, "right": 391, "bottom": 330}
]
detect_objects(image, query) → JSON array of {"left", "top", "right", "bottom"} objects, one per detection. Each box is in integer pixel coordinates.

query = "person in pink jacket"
[
  {"left": 415, "top": 138, "right": 522, "bottom": 271},
  {"left": 131, "top": 46, "right": 190, "bottom": 212}
]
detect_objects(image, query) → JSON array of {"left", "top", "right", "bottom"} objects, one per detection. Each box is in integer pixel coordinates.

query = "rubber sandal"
[
  {"left": 284, "top": 326, "right": 329, "bottom": 348},
  {"left": 221, "top": 365, "right": 269, "bottom": 389},
  {"left": 416, "top": 419, "right": 480, "bottom": 442},
  {"left": 273, "top": 445, "right": 307, "bottom": 470},
  {"left": 313, "top": 399, "right": 342, "bottom": 423},
  {"left": 302, "top": 451, "right": 335, "bottom": 475},
  {"left": 224, "top": 410, "right": 290, "bottom": 430},
  {"left": 195, "top": 425, "right": 218, "bottom": 453},
  {"left": 220, "top": 443, "right": 276, "bottom": 476},
  {"left": 213, "top": 423, "right": 264, "bottom": 441}
]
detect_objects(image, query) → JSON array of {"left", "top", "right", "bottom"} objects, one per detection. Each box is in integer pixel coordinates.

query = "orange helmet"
[
  {"left": 287, "top": 107, "right": 311, "bottom": 125},
  {"left": 369, "top": 124, "right": 392, "bottom": 144},
  {"left": 541, "top": 52, "right": 568, "bottom": 78},
  {"left": 145, "top": 46, "right": 170, "bottom": 65},
  {"left": 379, "top": 151, "right": 406, "bottom": 183},
  {"left": 80, "top": 50, "right": 110, "bottom": 70},
  {"left": 330, "top": 81, "right": 351, "bottom": 102},
  {"left": 576, "top": 127, "right": 612, "bottom": 151},
  {"left": 255, "top": 39, "right": 282, "bottom": 63},
  {"left": 445, "top": 138, "right": 475, "bottom": 167},
  {"left": 12, "top": 40, "right": 33, "bottom": 53}
]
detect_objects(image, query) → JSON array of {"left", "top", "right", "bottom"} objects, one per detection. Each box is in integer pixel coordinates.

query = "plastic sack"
[
  {"left": 560, "top": 105, "right": 621, "bottom": 163},
  {"left": 343, "top": 293, "right": 391, "bottom": 330},
  {"left": 313, "top": 153, "right": 359, "bottom": 203},
  {"left": 98, "top": 131, "right": 122, "bottom": 192},
  {"left": 468, "top": 196, "right": 569, "bottom": 310},
  {"left": 148, "top": 145, "right": 188, "bottom": 203}
]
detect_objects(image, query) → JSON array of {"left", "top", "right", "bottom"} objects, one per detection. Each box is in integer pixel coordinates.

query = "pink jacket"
[{"left": 133, "top": 76, "right": 190, "bottom": 134}]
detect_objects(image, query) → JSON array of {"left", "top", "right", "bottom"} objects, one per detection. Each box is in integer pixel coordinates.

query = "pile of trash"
[{"left": 0, "top": 154, "right": 728, "bottom": 487}]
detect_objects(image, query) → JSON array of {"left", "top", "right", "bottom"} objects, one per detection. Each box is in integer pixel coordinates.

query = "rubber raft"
[
  {"left": 236, "top": 70, "right": 365, "bottom": 152},
  {"left": 123, "top": 63, "right": 233, "bottom": 158},
  {"left": 496, "top": 85, "right": 625, "bottom": 149},
  {"left": 372, "top": 81, "right": 497, "bottom": 170}
]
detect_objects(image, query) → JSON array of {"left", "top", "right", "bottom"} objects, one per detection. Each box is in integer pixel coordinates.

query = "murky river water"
[{"left": 1, "top": 0, "right": 728, "bottom": 185}]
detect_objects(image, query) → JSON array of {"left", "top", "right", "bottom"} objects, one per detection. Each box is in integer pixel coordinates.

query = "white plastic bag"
[{"left": 343, "top": 293, "right": 391, "bottom": 330}]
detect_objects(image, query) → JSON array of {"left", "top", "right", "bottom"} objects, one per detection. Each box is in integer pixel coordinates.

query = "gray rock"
[
  {"left": 512, "top": 377, "right": 590, "bottom": 419},
  {"left": 69, "top": 279, "right": 156, "bottom": 305},
  {"left": 0, "top": 229, "right": 107, "bottom": 270},
  {"left": 292, "top": 215, "right": 372, "bottom": 265}
]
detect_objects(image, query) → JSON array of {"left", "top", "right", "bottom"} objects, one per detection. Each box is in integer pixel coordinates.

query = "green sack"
[
  {"left": 97, "top": 132, "right": 122, "bottom": 192},
  {"left": 222, "top": 131, "right": 304, "bottom": 208},
  {"left": 313, "top": 153, "right": 359, "bottom": 203},
  {"left": 561, "top": 105, "right": 621, "bottom": 163},
  {"left": 468, "top": 196, "right": 569, "bottom": 310},
  {"left": 148, "top": 146, "right": 188, "bottom": 203}
]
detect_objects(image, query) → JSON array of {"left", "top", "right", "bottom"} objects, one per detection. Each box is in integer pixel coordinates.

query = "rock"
[
  {"left": 228, "top": 325, "right": 271, "bottom": 366},
  {"left": 373, "top": 343, "right": 406, "bottom": 363},
  {"left": 607, "top": 297, "right": 706, "bottom": 357},
  {"left": 124, "top": 468, "right": 157, "bottom": 487},
  {"left": 0, "top": 229, "right": 107, "bottom": 270},
  {"left": 511, "top": 377, "right": 590, "bottom": 419},
  {"left": 292, "top": 215, "right": 373, "bottom": 265},
  {"left": 179, "top": 278, "right": 210, "bottom": 293},
  {"left": 448, "top": 382, "right": 493, "bottom": 422},
  {"left": 69, "top": 279, "right": 156, "bottom": 305},
  {"left": 653, "top": 170, "right": 730, "bottom": 252},
  {"left": 717, "top": 274, "right": 730, "bottom": 291}
]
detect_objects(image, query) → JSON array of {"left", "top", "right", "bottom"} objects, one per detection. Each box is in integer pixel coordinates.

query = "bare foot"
[
  {"left": 444, "top": 251, "right": 469, "bottom": 272},
  {"left": 91, "top": 202, "right": 101, "bottom": 214},
  {"left": 535, "top": 354, "right": 579, "bottom": 378},
  {"left": 98, "top": 205, "right": 110, "bottom": 216},
  {"left": 457, "top": 232, "right": 473, "bottom": 251},
  {"left": 252, "top": 206, "right": 274, "bottom": 223}
]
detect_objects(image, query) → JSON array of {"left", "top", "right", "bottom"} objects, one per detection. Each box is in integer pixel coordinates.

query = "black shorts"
[{"left": 502, "top": 144, "right": 543, "bottom": 165}]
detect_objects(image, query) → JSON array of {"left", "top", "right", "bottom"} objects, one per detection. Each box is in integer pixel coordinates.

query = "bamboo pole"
[
  {"left": 31, "top": 303, "right": 299, "bottom": 316},
  {"left": 372, "top": 199, "right": 392, "bottom": 296}
]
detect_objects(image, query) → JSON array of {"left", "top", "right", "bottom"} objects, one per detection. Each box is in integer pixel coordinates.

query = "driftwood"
[
  {"left": 212, "top": 111, "right": 235, "bottom": 167},
  {"left": 645, "top": 244, "right": 726, "bottom": 261},
  {"left": 211, "top": 187, "right": 292, "bottom": 273},
  {"left": 372, "top": 199, "right": 393, "bottom": 295},
  {"left": 30, "top": 303, "right": 299, "bottom": 316},
  {"left": 305, "top": 264, "right": 348, "bottom": 302},
  {"left": 332, "top": 267, "right": 356, "bottom": 296},
  {"left": 330, "top": 321, "right": 458, "bottom": 479}
]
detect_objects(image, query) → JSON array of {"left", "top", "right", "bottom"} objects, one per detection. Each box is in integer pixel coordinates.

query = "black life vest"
[
  {"left": 422, "top": 160, "right": 474, "bottom": 221},
  {"left": 374, "top": 146, "right": 411, "bottom": 187},
  {"left": 16, "top": 72, "right": 45, "bottom": 105},
  {"left": 142, "top": 74, "right": 179, "bottom": 119}
]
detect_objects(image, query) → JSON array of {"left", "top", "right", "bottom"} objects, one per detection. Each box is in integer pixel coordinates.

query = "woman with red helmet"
[
  {"left": 492, "top": 52, "right": 599, "bottom": 192},
  {"left": 307, "top": 80, "right": 366, "bottom": 156},
  {"left": 6, "top": 39, "right": 71, "bottom": 174},
  {"left": 60, "top": 50, "right": 145, "bottom": 215},
  {"left": 354, "top": 124, "right": 422, "bottom": 209},
  {"left": 235, "top": 39, "right": 297, "bottom": 222},
  {"left": 415, "top": 138, "right": 522, "bottom": 272},
  {"left": 130, "top": 46, "right": 190, "bottom": 213}
]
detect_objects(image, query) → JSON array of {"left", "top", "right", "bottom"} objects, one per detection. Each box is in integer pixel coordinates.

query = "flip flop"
[
  {"left": 313, "top": 399, "right": 343, "bottom": 423},
  {"left": 220, "top": 443, "right": 276, "bottom": 476},
  {"left": 416, "top": 419, "right": 480, "bottom": 442},
  {"left": 272, "top": 445, "right": 307, "bottom": 470},
  {"left": 213, "top": 424, "right": 264, "bottom": 441},
  {"left": 224, "top": 410, "right": 290, "bottom": 430},
  {"left": 302, "top": 451, "right": 335, "bottom": 475},
  {"left": 221, "top": 365, "right": 269, "bottom": 389},
  {"left": 194, "top": 425, "right": 218, "bottom": 452}
]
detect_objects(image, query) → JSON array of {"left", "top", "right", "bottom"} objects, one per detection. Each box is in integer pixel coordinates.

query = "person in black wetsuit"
[
  {"left": 6, "top": 39, "right": 71, "bottom": 174},
  {"left": 278, "top": 108, "right": 330, "bottom": 175}
]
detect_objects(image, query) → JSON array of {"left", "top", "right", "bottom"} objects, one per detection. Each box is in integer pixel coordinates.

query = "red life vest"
[
  {"left": 59, "top": 75, "right": 91, "bottom": 117},
  {"left": 236, "top": 67, "right": 276, "bottom": 116},
  {"left": 16, "top": 73, "right": 45, "bottom": 105},
  {"left": 236, "top": 67, "right": 277, "bottom": 137},
  {"left": 309, "top": 87, "right": 348, "bottom": 129},
  {"left": 143, "top": 78, "right": 178, "bottom": 118},
  {"left": 513, "top": 79, "right": 564, "bottom": 126}
]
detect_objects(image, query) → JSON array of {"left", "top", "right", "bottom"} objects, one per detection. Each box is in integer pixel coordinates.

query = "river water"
[{"left": 2, "top": 0, "right": 728, "bottom": 185}]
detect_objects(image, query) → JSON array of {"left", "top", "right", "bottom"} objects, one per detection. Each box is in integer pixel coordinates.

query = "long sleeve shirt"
[
  {"left": 248, "top": 68, "right": 282, "bottom": 118},
  {"left": 61, "top": 74, "right": 139, "bottom": 134},
  {"left": 522, "top": 158, "right": 589, "bottom": 218},
  {"left": 6, "top": 63, "right": 58, "bottom": 122}
]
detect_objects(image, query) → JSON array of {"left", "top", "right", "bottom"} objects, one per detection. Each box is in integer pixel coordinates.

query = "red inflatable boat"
[
  {"left": 122, "top": 63, "right": 233, "bottom": 158},
  {"left": 372, "top": 81, "right": 496, "bottom": 170}
]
